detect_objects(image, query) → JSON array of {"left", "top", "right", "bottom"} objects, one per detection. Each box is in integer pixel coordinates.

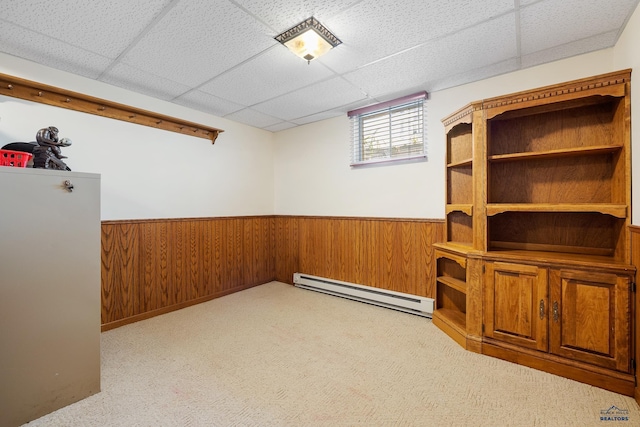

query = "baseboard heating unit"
[{"left": 293, "top": 273, "right": 434, "bottom": 318}]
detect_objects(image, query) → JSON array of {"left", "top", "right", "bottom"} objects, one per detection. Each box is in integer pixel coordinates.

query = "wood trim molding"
[
  {"left": 0, "top": 72, "right": 223, "bottom": 143},
  {"left": 101, "top": 215, "right": 275, "bottom": 225},
  {"left": 629, "top": 226, "right": 640, "bottom": 405},
  {"left": 274, "top": 214, "right": 445, "bottom": 223},
  {"left": 482, "top": 69, "right": 631, "bottom": 111}
]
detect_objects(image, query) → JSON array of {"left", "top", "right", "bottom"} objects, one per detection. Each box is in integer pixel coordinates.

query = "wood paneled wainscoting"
[
  {"left": 102, "top": 216, "right": 445, "bottom": 330},
  {"left": 101, "top": 216, "right": 276, "bottom": 330},
  {"left": 275, "top": 216, "right": 444, "bottom": 297}
]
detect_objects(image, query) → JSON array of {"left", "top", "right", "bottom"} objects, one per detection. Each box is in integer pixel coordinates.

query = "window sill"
[{"left": 350, "top": 154, "right": 427, "bottom": 168}]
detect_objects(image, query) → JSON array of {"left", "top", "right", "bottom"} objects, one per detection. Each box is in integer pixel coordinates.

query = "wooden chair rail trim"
[
  {"left": 101, "top": 215, "right": 277, "bottom": 225},
  {"left": 273, "top": 214, "right": 445, "bottom": 223},
  {"left": 0, "top": 72, "right": 223, "bottom": 144},
  {"left": 101, "top": 215, "right": 446, "bottom": 225}
]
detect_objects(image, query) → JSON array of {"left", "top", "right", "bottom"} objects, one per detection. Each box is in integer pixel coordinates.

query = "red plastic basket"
[{"left": 0, "top": 149, "right": 33, "bottom": 168}]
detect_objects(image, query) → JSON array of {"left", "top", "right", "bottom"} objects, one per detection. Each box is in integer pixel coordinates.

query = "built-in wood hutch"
[{"left": 433, "top": 70, "right": 635, "bottom": 396}]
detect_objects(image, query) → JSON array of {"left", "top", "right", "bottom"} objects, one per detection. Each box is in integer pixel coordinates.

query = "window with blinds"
[{"left": 349, "top": 92, "right": 427, "bottom": 166}]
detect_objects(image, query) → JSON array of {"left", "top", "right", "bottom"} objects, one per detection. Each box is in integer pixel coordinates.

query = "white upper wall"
[
  {"left": 274, "top": 49, "right": 616, "bottom": 219},
  {"left": 0, "top": 53, "right": 275, "bottom": 220},
  {"left": 613, "top": 0, "right": 640, "bottom": 224},
  {"left": 2, "top": 0, "right": 638, "bottom": 223}
]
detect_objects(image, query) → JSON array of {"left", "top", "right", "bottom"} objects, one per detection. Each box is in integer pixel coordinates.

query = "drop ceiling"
[{"left": 0, "top": 0, "right": 638, "bottom": 132}]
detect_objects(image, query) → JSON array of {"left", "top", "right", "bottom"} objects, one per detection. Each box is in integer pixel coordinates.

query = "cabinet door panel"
[
  {"left": 549, "top": 269, "right": 630, "bottom": 372},
  {"left": 484, "top": 262, "right": 548, "bottom": 351}
]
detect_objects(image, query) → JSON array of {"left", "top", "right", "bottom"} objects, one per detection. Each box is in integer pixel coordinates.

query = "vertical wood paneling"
[
  {"left": 101, "top": 223, "right": 140, "bottom": 324},
  {"left": 188, "top": 221, "right": 200, "bottom": 300},
  {"left": 275, "top": 216, "right": 299, "bottom": 283},
  {"left": 199, "top": 220, "right": 213, "bottom": 296},
  {"left": 101, "top": 216, "right": 277, "bottom": 330},
  {"left": 101, "top": 216, "right": 444, "bottom": 329},
  {"left": 289, "top": 216, "right": 444, "bottom": 298},
  {"left": 169, "top": 221, "right": 185, "bottom": 306}
]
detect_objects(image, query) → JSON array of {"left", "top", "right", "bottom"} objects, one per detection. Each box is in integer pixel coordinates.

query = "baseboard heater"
[{"left": 293, "top": 273, "right": 433, "bottom": 318}]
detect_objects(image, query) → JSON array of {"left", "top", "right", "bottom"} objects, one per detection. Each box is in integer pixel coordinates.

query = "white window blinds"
[{"left": 349, "top": 92, "right": 427, "bottom": 166}]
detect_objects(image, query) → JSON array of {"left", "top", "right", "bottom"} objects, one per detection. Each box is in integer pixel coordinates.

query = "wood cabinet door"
[
  {"left": 484, "top": 262, "right": 548, "bottom": 351},
  {"left": 549, "top": 269, "right": 630, "bottom": 372}
]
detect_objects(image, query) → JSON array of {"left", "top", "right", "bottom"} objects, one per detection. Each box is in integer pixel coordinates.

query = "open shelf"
[
  {"left": 486, "top": 203, "right": 627, "bottom": 218},
  {"left": 488, "top": 98, "right": 621, "bottom": 157},
  {"left": 488, "top": 211, "right": 623, "bottom": 259},
  {"left": 448, "top": 158, "right": 473, "bottom": 167},
  {"left": 446, "top": 212, "right": 473, "bottom": 246},
  {"left": 433, "top": 308, "right": 466, "bottom": 331},
  {"left": 488, "top": 241, "right": 614, "bottom": 258},
  {"left": 437, "top": 276, "right": 467, "bottom": 294},
  {"left": 482, "top": 246, "right": 632, "bottom": 269},
  {"left": 488, "top": 145, "right": 622, "bottom": 162},
  {"left": 447, "top": 122, "right": 473, "bottom": 165}
]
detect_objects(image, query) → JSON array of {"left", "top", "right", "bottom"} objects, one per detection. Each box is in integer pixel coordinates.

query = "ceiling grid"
[{"left": 0, "top": 0, "right": 637, "bottom": 131}]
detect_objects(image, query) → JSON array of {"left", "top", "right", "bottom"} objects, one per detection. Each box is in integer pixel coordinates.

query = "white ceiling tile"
[
  {"left": 321, "top": 0, "right": 514, "bottom": 73},
  {"left": 173, "top": 90, "right": 246, "bottom": 117},
  {"left": 0, "top": 0, "right": 638, "bottom": 130},
  {"left": 291, "top": 110, "right": 344, "bottom": 125},
  {"left": 0, "top": 22, "right": 111, "bottom": 79},
  {"left": 225, "top": 108, "right": 282, "bottom": 128},
  {"left": 521, "top": 30, "right": 619, "bottom": 68},
  {"left": 520, "top": 0, "right": 637, "bottom": 54},
  {"left": 251, "top": 77, "right": 367, "bottom": 121},
  {"left": 234, "top": 0, "right": 362, "bottom": 29},
  {"left": 342, "top": 13, "right": 517, "bottom": 98},
  {"left": 428, "top": 59, "right": 520, "bottom": 92},
  {"left": 0, "top": 0, "right": 172, "bottom": 58},
  {"left": 119, "top": 0, "right": 276, "bottom": 87},
  {"left": 100, "top": 63, "right": 192, "bottom": 101},
  {"left": 199, "top": 46, "right": 334, "bottom": 106},
  {"left": 263, "top": 122, "right": 298, "bottom": 132}
]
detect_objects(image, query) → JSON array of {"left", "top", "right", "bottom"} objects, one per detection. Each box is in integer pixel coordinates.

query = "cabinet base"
[
  {"left": 432, "top": 310, "right": 481, "bottom": 353},
  {"left": 482, "top": 339, "right": 634, "bottom": 396}
]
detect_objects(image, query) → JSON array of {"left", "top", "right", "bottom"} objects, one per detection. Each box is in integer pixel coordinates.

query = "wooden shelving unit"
[
  {"left": 433, "top": 101, "right": 484, "bottom": 351},
  {"left": 433, "top": 70, "right": 636, "bottom": 396}
]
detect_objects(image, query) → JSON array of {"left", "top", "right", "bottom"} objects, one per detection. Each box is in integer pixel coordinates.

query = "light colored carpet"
[{"left": 25, "top": 281, "right": 639, "bottom": 426}]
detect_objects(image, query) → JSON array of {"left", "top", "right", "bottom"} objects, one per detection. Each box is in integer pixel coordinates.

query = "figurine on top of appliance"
[{"left": 32, "top": 126, "right": 72, "bottom": 171}]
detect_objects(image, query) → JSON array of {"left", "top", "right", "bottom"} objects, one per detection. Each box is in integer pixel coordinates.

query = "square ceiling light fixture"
[{"left": 275, "top": 17, "right": 342, "bottom": 64}]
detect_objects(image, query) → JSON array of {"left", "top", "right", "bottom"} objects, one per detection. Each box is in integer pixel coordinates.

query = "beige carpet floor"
[{"left": 24, "top": 281, "right": 639, "bottom": 426}]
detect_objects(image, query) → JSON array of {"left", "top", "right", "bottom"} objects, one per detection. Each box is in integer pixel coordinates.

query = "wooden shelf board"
[
  {"left": 486, "top": 203, "right": 627, "bottom": 218},
  {"left": 446, "top": 204, "right": 473, "bottom": 215},
  {"left": 447, "top": 158, "right": 473, "bottom": 167},
  {"left": 0, "top": 72, "right": 223, "bottom": 143},
  {"left": 439, "top": 242, "right": 474, "bottom": 252},
  {"left": 488, "top": 144, "right": 622, "bottom": 162},
  {"left": 434, "top": 243, "right": 478, "bottom": 262},
  {"left": 483, "top": 247, "right": 634, "bottom": 271},
  {"left": 437, "top": 276, "right": 467, "bottom": 294},
  {"left": 433, "top": 308, "right": 466, "bottom": 332},
  {"left": 489, "top": 241, "right": 614, "bottom": 257}
]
